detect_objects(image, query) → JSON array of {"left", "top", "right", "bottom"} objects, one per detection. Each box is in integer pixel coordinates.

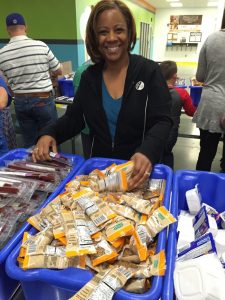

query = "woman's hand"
[
  {"left": 32, "top": 135, "right": 57, "bottom": 162},
  {"left": 129, "top": 152, "right": 152, "bottom": 190}
]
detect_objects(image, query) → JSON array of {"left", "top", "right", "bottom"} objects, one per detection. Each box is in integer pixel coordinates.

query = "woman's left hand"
[{"left": 129, "top": 152, "right": 152, "bottom": 190}]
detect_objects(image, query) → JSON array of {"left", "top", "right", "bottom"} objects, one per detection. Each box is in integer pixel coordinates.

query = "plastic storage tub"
[
  {"left": 58, "top": 78, "right": 74, "bottom": 97},
  {"left": 162, "top": 170, "right": 225, "bottom": 300},
  {"left": 6, "top": 158, "right": 173, "bottom": 300},
  {"left": 0, "top": 148, "right": 84, "bottom": 300},
  {"left": 189, "top": 86, "right": 202, "bottom": 107}
]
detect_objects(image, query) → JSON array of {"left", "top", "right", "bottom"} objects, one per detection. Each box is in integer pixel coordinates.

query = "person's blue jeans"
[
  {"left": 14, "top": 95, "right": 58, "bottom": 148},
  {"left": 0, "top": 112, "right": 9, "bottom": 156}
]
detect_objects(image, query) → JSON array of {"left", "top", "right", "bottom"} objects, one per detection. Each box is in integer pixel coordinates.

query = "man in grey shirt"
[
  {"left": 0, "top": 13, "right": 62, "bottom": 148},
  {"left": 193, "top": 29, "right": 225, "bottom": 171}
]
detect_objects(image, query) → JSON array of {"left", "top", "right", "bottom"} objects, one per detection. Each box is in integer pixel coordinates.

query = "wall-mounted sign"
[
  {"left": 189, "top": 32, "right": 202, "bottom": 42},
  {"left": 167, "top": 14, "right": 202, "bottom": 47}
]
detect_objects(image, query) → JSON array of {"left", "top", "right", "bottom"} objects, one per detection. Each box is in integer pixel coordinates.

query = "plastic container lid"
[{"left": 174, "top": 249, "right": 225, "bottom": 300}]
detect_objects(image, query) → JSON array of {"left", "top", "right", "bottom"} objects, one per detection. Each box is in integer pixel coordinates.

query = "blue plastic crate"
[
  {"left": 6, "top": 158, "right": 173, "bottom": 300},
  {"left": 0, "top": 148, "right": 84, "bottom": 300},
  {"left": 58, "top": 78, "right": 74, "bottom": 97},
  {"left": 189, "top": 86, "right": 202, "bottom": 107},
  {"left": 162, "top": 170, "right": 225, "bottom": 300}
]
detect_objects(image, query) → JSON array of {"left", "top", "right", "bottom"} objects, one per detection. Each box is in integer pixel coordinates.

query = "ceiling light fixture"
[
  {"left": 170, "top": 2, "right": 183, "bottom": 7},
  {"left": 207, "top": 1, "right": 218, "bottom": 6}
]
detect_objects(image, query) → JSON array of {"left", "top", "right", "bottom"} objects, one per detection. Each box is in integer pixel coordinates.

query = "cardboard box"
[{"left": 59, "top": 61, "right": 73, "bottom": 77}]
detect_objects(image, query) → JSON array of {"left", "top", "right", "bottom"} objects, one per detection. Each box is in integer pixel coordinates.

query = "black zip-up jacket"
[{"left": 40, "top": 54, "right": 172, "bottom": 164}]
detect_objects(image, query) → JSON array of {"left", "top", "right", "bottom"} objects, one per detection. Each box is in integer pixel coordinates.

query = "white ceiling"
[{"left": 148, "top": 0, "right": 218, "bottom": 9}]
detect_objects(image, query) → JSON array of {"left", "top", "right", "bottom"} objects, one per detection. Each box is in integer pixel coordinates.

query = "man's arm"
[
  {"left": 51, "top": 63, "right": 63, "bottom": 77},
  {"left": 0, "top": 86, "right": 8, "bottom": 109}
]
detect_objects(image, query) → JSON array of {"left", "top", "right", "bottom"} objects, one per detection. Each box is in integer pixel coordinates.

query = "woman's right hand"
[{"left": 32, "top": 135, "right": 57, "bottom": 162}]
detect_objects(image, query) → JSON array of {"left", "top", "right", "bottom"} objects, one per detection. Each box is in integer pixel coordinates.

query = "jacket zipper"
[
  {"left": 142, "top": 94, "right": 149, "bottom": 144},
  {"left": 90, "top": 136, "right": 95, "bottom": 158}
]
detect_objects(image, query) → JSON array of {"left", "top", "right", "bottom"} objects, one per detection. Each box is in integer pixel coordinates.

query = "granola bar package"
[
  {"left": 61, "top": 209, "right": 96, "bottom": 257},
  {"left": 146, "top": 206, "right": 176, "bottom": 238},
  {"left": 90, "top": 237, "right": 118, "bottom": 267},
  {"left": 73, "top": 190, "right": 116, "bottom": 227},
  {"left": 104, "top": 216, "right": 134, "bottom": 242}
]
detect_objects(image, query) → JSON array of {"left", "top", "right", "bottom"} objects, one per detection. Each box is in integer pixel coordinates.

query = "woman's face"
[{"left": 96, "top": 8, "right": 129, "bottom": 64}]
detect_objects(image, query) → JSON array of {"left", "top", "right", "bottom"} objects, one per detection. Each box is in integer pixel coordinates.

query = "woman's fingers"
[
  {"left": 32, "top": 136, "right": 57, "bottom": 162},
  {"left": 129, "top": 152, "right": 152, "bottom": 190}
]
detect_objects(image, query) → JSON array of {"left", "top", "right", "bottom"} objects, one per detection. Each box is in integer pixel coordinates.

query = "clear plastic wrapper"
[
  {"left": 27, "top": 153, "right": 72, "bottom": 178},
  {"left": 0, "top": 176, "right": 36, "bottom": 201},
  {"left": 0, "top": 191, "right": 48, "bottom": 249},
  {"left": 0, "top": 171, "right": 57, "bottom": 193},
  {"left": 0, "top": 214, "right": 23, "bottom": 249},
  {"left": 28, "top": 149, "right": 73, "bottom": 168},
  {"left": 0, "top": 167, "right": 60, "bottom": 183},
  {"left": 6, "top": 160, "right": 58, "bottom": 173},
  {"left": 49, "top": 151, "right": 73, "bottom": 167}
]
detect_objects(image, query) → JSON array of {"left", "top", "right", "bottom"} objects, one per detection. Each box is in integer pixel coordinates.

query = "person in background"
[
  {"left": 32, "top": 0, "right": 172, "bottom": 189},
  {"left": 0, "top": 76, "right": 14, "bottom": 156},
  {"left": 73, "top": 60, "right": 92, "bottom": 158},
  {"left": 193, "top": 28, "right": 225, "bottom": 171},
  {"left": 160, "top": 60, "right": 196, "bottom": 169},
  {"left": 0, "top": 13, "right": 62, "bottom": 148},
  {"left": 0, "top": 71, "right": 17, "bottom": 151}
]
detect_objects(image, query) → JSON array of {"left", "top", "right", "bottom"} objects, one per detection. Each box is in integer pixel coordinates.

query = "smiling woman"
[{"left": 33, "top": 0, "right": 173, "bottom": 190}]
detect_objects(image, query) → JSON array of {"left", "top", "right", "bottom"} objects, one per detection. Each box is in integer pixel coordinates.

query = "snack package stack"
[
  {"left": 174, "top": 186, "right": 225, "bottom": 300},
  {"left": 18, "top": 161, "right": 176, "bottom": 298},
  {"left": 0, "top": 152, "right": 74, "bottom": 249}
]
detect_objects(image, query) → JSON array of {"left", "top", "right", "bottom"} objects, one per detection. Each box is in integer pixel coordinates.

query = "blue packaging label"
[
  {"left": 193, "top": 206, "right": 209, "bottom": 239},
  {"left": 177, "top": 232, "right": 217, "bottom": 261}
]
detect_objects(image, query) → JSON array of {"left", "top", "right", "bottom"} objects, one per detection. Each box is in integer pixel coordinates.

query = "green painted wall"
[
  {"left": 75, "top": 0, "right": 155, "bottom": 39},
  {"left": 0, "top": 0, "right": 155, "bottom": 69},
  {"left": 0, "top": 0, "right": 77, "bottom": 39}
]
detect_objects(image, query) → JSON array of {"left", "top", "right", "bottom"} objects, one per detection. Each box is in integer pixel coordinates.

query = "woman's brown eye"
[{"left": 98, "top": 30, "right": 107, "bottom": 35}]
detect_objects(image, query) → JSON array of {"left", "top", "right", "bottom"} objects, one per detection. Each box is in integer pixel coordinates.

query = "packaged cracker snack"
[
  {"left": 73, "top": 190, "right": 116, "bottom": 227},
  {"left": 132, "top": 224, "right": 153, "bottom": 261},
  {"left": 61, "top": 209, "right": 96, "bottom": 257},
  {"left": 124, "top": 278, "right": 150, "bottom": 293},
  {"left": 121, "top": 194, "right": 154, "bottom": 215},
  {"left": 90, "top": 238, "right": 118, "bottom": 266},
  {"left": 146, "top": 206, "right": 176, "bottom": 238},
  {"left": 104, "top": 216, "right": 134, "bottom": 242},
  {"left": 69, "top": 271, "right": 109, "bottom": 300},
  {"left": 87, "top": 266, "right": 133, "bottom": 300}
]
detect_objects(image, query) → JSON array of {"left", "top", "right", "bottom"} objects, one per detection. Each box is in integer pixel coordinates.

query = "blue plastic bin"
[
  {"left": 0, "top": 148, "right": 84, "bottom": 300},
  {"left": 58, "top": 78, "right": 74, "bottom": 97},
  {"left": 6, "top": 158, "right": 173, "bottom": 300},
  {"left": 189, "top": 86, "right": 202, "bottom": 107},
  {"left": 162, "top": 170, "right": 225, "bottom": 300}
]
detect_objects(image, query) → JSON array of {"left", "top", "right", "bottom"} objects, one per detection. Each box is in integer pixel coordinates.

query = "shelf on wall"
[{"left": 166, "top": 42, "right": 198, "bottom": 51}]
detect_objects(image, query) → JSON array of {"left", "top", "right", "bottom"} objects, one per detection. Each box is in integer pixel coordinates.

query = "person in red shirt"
[{"left": 160, "top": 60, "right": 196, "bottom": 169}]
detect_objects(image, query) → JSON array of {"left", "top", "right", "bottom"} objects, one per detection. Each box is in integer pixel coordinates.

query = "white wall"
[
  {"left": 152, "top": 7, "right": 218, "bottom": 62},
  {"left": 152, "top": 7, "right": 220, "bottom": 78}
]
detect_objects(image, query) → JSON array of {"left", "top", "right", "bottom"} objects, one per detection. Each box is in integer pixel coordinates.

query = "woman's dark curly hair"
[{"left": 85, "top": 0, "right": 136, "bottom": 63}]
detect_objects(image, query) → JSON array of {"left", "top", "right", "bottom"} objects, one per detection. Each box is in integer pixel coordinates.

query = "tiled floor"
[{"left": 174, "top": 114, "right": 223, "bottom": 172}]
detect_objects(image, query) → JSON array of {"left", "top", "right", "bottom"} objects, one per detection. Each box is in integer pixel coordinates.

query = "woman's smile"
[{"left": 96, "top": 9, "right": 129, "bottom": 64}]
